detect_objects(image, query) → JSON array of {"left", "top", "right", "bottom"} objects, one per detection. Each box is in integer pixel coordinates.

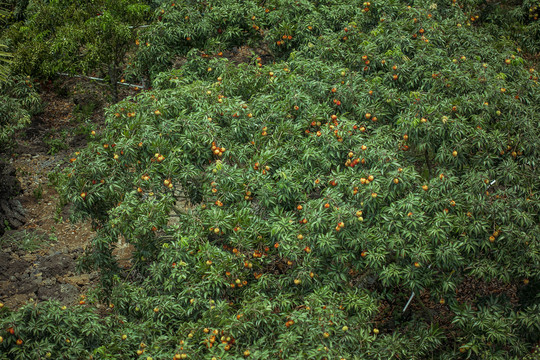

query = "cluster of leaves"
[
  {"left": 0, "top": 301, "right": 107, "bottom": 359},
  {"left": 453, "top": 0, "right": 540, "bottom": 54},
  {"left": 0, "top": 43, "right": 10, "bottom": 82},
  {"left": 2, "top": 0, "right": 151, "bottom": 101},
  {"left": 0, "top": 75, "right": 41, "bottom": 150},
  {"left": 131, "top": 0, "right": 540, "bottom": 79},
  {"left": 1, "top": 0, "right": 540, "bottom": 359},
  {"left": 131, "top": 0, "right": 372, "bottom": 78}
]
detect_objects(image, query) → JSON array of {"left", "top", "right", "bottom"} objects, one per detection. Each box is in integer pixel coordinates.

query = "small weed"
[
  {"left": 48, "top": 167, "right": 69, "bottom": 223},
  {"left": 0, "top": 230, "right": 47, "bottom": 251},
  {"left": 33, "top": 184, "right": 43, "bottom": 201},
  {"left": 44, "top": 130, "right": 69, "bottom": 155},
  {"left": 47, "top": 166, "right": 63, "bottom": 187},
  {"left": 48, "top": 226, "right": 58, "bottom": 242},
  {"left": 54, "top": 212, "right": 64, "bottom": 224},
  {"left": 71, "top": 102, "right": 97, "bottom": 123},
  {"left": 74, "top": 119, "right": 93, "bottom": 137}
]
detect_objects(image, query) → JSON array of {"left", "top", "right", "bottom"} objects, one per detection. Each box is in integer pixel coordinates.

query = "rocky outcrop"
[{"left": 0, "top": 160, "right": 26, "bottom": 236}]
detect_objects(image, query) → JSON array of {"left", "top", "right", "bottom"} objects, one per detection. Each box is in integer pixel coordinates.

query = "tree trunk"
[
  {"left": 108, "top": 62, "right": 119, "bottom": 103},
  {"left": 424, "top": 149, "right": 432, "bottom": 180}
]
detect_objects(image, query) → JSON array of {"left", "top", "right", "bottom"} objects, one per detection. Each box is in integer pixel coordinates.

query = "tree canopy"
[{"left": 0, "top": 0, "right": 539, "bottom": 359}]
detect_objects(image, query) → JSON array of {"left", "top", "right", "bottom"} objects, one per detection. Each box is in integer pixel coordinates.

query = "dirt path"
[{"left": 0, "top": 78, "right": 122, "bottom": 309}]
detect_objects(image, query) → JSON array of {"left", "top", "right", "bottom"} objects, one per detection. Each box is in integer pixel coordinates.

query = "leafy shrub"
[
  {"left": 3, "top": 0, "right": 150, "bottom": 101},
  {"left": 0, "top": 300, "right": 107, "bottom": 359},
  {"left": 0, "top": 75, "right": 41, "bottom": 150}
]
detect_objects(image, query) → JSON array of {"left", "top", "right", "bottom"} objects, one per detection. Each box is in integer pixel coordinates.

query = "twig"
[
  {"left": 403, "top": 264, "right": 432, "bottom": 313},
  {"left": 128, "top": 25, "right": 151, "bottom": 29},
  {"left": 403, "top": 291, "right": 415, "bottom": 313}
]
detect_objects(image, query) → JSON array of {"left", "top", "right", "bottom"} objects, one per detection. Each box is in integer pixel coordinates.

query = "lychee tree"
[{"left": 4, "top": 0, "right": 150, "bottom": 102}]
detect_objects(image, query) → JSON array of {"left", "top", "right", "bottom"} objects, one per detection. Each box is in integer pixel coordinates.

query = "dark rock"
[
  {"left": 19, "top": 281, "right": 38, "bottom": 294},
  {"left": 0, "top": 161, "right": 25, "bottom": 236},
  {"left": 37, "top": 283, "right": 79, "bottom": 304},
  {"left": 0, "top": 253, "right": 28, "bottom": 281},
  {"left": 0, "top": 160, "right": 21, "bottom": 197},
  {"left": 37, "top": 253, "right": 75, "bottom": 277}
]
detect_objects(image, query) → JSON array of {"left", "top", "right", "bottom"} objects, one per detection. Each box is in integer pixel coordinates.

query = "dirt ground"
[{"left": 0, "top": 78, "right": 136, "bottom": 309}]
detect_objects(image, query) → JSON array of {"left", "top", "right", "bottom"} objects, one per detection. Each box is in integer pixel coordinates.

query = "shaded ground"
[{"left": 0, "top": 77, "right": 137, "bottom": 309}]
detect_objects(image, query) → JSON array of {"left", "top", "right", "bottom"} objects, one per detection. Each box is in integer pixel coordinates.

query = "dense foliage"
[
  {"left": 1, "top": 0, "right": 540, "bottom": 359},
  {"left": 2, "top": 0, "right": 150, "bottom": 101},
  {"left": 0, "top": 75, "right": 40, "bottom": 150}
]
